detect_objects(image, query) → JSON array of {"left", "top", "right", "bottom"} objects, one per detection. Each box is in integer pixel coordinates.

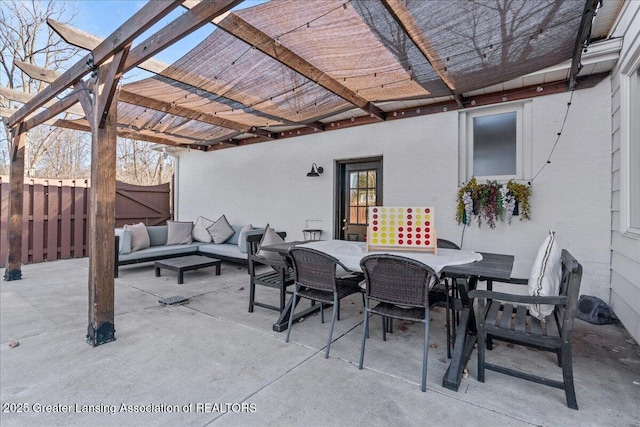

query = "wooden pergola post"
[
  {"left": 4, "top": 123, "right": 27, "bottom": 281},
  {"left": 86, "top": 53, "right": 125, "bottom": 346}
]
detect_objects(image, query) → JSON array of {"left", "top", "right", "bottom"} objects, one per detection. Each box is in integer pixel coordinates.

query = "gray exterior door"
[{"left": 336, "top": 159, "right": 382, "bottom": 241}]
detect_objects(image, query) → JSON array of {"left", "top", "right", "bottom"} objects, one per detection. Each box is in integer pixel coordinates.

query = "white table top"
[{"left": 298, "top": 240, "right": 483, "bottom": 274}]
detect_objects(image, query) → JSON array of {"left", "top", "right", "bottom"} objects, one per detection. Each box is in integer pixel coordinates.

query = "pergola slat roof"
[{"left": 5, "top": 0, "right": 605, "bottom": 150}]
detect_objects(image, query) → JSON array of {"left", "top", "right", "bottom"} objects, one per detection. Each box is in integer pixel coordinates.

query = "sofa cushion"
[
  {"left": 208, "top": 215, "right": 235, "bottom": 244},
  {"left": 226, "top": 225, "right": 245, "bottom": 245},
  {"left": 125, "top": 222, "right": 150, "bottom": 252},
  {"left": 118, "top": 243, "right": 199, "bottom": 262},
  {"left": 166, "top": 221, "right": 193, "bottom": 245},
  {"left": 115, "top": 228, "right": 132, "bottom": 254},
  {"left": 192, "top": 216, "right": 215, "bottom": 243},
  {"left": 198, "top": 242, "right": 247, "bottom": 260},
  {"left": 147, "top": 225, "right": 168, "bottom": 246},
  {"left": 237, "top": 224, "right": 254, "bottom": 253},
  {"left": 528, "top": 230, "right": 562, "bottom": 320}
]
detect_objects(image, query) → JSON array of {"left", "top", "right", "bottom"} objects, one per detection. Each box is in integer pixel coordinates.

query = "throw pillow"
[
  {"left": 125, "top": 222, "right": 150, "bottom": 252},
  {"left": 192, "top": 216, "right": 215, "bottom": 243},
  {"left": 528, "top": 230, "right": 562, "bottom": 320},
  {"left": 166, "top": 221, "right": 193, "bottom": 245},
  {"left": 237, "top": 224, "right": 254, "bottom": 253},
  {"left": 257, "top": 225, "right": 285, "bottom": 261},
  {"left": 207, "top": 215, "right": 235, "bottom": 244}
]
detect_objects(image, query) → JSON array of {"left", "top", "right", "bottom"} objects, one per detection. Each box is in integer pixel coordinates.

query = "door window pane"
[{"left": 473, "top": 111, "right": 517, "bottom": 176}]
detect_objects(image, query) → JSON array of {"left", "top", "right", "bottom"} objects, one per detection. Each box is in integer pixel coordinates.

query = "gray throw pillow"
[
  {"left": 257, "top": 225, "right": 285, "bottom": 261},
  {"left": 125, "top": 222, "right": 150, "bottom": 252},
  {"left": 207, "top": 215, "right": 235, "bottom": 244},
  {"left": 192, "top": 216, "right": 215, "bottom": 243},
  {"left": 166, "top": 221, "right": 193, "bottom": 245}
]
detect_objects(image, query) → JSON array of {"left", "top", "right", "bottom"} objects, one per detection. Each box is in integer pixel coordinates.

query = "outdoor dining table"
[{"left": 260, "top": 239, "right": 514, "bottom": 392}]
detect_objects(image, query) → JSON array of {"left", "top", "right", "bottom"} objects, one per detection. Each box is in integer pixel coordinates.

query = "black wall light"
[{"left": 306, "top": 163, "right": 324, "bottom": 177}]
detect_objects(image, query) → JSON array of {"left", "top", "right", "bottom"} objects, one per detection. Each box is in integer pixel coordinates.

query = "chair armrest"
[
  {"left": 479, "top": 277, "right": 528, "bottom": 285},
  {"left": 250, "top": 254, "right": 289, "bottom": 270},
  {"left": 468, "top": 289, "right": 568, "bottom": 305}
]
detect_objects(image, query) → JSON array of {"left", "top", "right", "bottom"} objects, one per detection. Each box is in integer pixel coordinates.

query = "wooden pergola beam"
[
  {"left": 569, "top": 0, "right": 600, "bottom": 90},
  {"left": 208, "top": 10, "right": 387, "bottom": 121},
  {"left": 0, "top": 84, "right": 85, "bottom": 117},
  {"left": 49, "top": 17, "right": 321, "bottom": 135},
  {"left": 6, "top": 0, "right": 184, "bottom": 127},
  {"left": 14, "top": 60, "right": 258, "bottom": 142},
  {"left": 381, "top": 0, "right": 464, "bottom": 108}
]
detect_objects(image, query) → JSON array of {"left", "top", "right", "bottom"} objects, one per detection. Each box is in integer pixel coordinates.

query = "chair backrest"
[
  {"left": 557, "top": 249, "right": 583, "bottom": 338},
  {"left": 289, "top": 247, "right": 340, "bottom": 292},
  {"left": 360, "top": 254, "right": 437, "bottom": 308},
  {"left": 437, "top": 239, "right": 460, "bottom": 250}
]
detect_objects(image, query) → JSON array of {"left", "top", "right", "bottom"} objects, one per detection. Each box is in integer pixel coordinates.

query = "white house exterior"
[
  {"left": 609, "top": 1, "right": 640, "bottom": 343},
  {"left": 173, "top": 1, "right": 640, "bottom": 344},
  {"left": 176, "top": 82, "right": 613, "bottom": 304}
]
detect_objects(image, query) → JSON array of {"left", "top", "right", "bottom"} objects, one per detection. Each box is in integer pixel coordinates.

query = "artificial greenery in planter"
[{"left": 456, "top": 177, "right": 531, "bottom": 228}]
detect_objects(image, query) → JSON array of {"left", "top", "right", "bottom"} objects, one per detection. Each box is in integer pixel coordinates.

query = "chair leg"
[
  {"left": 445, "top": 282, "right": 452, "bottom": 359},
  {"left": 359, "top": 304, "right": 370, "bottom": 369},
  {"left": 248, "top": 280, "right": 256, "bottom": 313},
  {"left": 337, "top": 300, "right": 341, "bottom": 321},
  {"left": 325, "top": 293, "right": 339, "bottom": 359},
  {"left": 285, "top": 287, "right": 298, "bottom": 343},
  {"left": 321, "top": 303, "right": 325, "bottom": 323},
  {"left": 422, "top": 307, "right": 429, "bottom": 392},
  {"left": 477, "top": 316, "right": 486, "bottom": 383},
  {"left": 382, "top": 316, "right": 387, "bottom": 341},
  {"left": 561, "top": 346, "right": 578, "bottom": 410}
]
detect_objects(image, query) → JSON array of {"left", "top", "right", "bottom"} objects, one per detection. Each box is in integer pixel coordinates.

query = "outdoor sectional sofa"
[{"left": 114, "top": 224, "right": 278, "bottom": 277}]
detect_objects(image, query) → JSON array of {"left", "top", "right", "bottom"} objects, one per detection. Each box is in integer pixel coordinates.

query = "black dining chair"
[
  {"left": 286, "top": 247, "right": 363, "bottom": 358},
  {"left": 358, "top": 254, "right": 438, "bottom": 392}
]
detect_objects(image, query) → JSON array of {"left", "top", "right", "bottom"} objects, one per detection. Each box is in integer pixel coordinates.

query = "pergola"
[{"left": 2, "top": 0, "right": 606, "bottom": 345}]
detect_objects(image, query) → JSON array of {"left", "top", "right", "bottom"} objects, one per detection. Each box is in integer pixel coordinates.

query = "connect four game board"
[{"left": 366, "top": 207, "right": 437, "bottom": 254}]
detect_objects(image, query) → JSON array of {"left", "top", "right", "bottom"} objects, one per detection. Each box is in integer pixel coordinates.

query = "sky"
[{"left": 62, "top": 0, "right": 267, "bottom": 81}]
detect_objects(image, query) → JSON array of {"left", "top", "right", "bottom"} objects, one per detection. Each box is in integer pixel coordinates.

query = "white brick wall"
[{"left": 177, "top": 80, "right": 612, "bottom": 302}]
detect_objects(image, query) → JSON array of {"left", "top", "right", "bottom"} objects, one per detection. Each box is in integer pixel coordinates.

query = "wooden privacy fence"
[{"left": 0, "top": 176, "right": 171, "bottom": 268}]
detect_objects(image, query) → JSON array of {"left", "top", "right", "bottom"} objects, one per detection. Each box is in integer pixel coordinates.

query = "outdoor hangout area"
[
  {"left": 1, "top": 0, "right": 640, "bottom": 426},
  {"left": 1, "top": 256, "right": 639, "bottom": 426}
]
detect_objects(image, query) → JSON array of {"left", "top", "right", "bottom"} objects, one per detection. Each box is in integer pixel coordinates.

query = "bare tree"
[
  {"left": 117, "top": 138, "right": 174, "bottom": 186},
  {"left": 0, "top": 0, "right": 80, "bottom": 176}
]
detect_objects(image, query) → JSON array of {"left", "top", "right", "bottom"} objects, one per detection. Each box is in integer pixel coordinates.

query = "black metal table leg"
[{"left": 272, "top": 291, "right": 322, "bottom": 332}]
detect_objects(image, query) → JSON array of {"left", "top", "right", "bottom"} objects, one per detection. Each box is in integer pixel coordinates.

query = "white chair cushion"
[
  {"left": 257, "top": 225, "right": 285, "bottom": 261},
  {"left": 528, "top": 230, "right": 562, "bottom": 319}
]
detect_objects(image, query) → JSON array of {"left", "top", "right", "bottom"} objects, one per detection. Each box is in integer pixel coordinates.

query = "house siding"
[
  {"left": 609, "top": 1, "right": 640, "bottom": 343},
  {"left": 178, "top": 80, "right": 612, "bottom": 307}
]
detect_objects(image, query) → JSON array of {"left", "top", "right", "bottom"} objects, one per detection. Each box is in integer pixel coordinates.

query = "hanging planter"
[{"left": 456, "top": 178, "right": 531, "bottom": 228}]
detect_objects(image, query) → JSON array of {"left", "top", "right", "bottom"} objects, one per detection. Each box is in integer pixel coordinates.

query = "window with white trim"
[{"left": 459, "top": 102, "right": 531, "bottom": 183}]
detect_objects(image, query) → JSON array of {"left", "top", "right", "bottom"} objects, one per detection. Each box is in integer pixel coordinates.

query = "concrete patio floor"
[{"left": 1, "top": 258, "right": 639, "bottom": 426}]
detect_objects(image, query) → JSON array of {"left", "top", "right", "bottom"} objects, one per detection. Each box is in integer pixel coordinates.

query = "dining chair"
[
  {"left": 381, "top": 238, "right": 461, "bottom": 358},
  {"left": 358, "top": 254, "right": 438, "bottom": 392},
  {"left": 286, "top": 247, "right": 363, "bottom": 359},
  {"left": 468, "top": 249, "right": 583, "bottom": 409}
]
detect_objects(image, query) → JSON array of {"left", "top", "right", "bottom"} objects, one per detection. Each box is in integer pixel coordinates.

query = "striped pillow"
[{"left": 528, "top": 230, "right": 562, "bottom": 320}]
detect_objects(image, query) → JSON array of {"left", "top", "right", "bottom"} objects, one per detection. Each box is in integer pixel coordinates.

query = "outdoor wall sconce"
[{"left": 307, "top": 163, "right": 324, "bottom": 177}]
